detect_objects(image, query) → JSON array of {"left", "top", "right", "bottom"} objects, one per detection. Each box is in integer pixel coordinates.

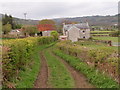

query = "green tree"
[
  {"left": 14, "top": 24, "right": 22, "bottom": 29},
  {"left": 2, "top": 24, "right": 12, "bottom": 34},
  {"left": 22, "top": 25, "right": 38, "bottom": 36},
  {"left": 50, "top": 31, "right": 59, "bottom": 40},
  {"left": 39, "top": 19, "right": 56, "bottom": 30},
  {"left": 2, "top": 14, "right": 20, "bottom": 29},
  {"left": 39, "top": 19, "right": 55, "bottom": 24}
]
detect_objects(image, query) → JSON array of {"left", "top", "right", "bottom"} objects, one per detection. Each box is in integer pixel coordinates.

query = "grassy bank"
[
  {"left": 2, "top": 36, "right": 56, "bottom": 88},
  {"left": 14, "top": 43, "right": 56, "bottom": 88},
  {"left": 53, "top": 48, "right": 119, "bottom": 88},
  {"left": 14, "top": 46, "right": 42, "bottom": 88},
  {"left": 44, "top": 48, "right": 75, "bottom": 88}
]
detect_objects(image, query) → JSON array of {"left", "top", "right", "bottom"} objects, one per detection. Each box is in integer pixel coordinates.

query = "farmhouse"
[
  {"left": 9, "top": 29, "right": 22, "bottom": 36},
  {"left": 37, "top": 24, "right": 55, "bottom": 36},
  {"left": 62, "top": 22, "right": 91, "bottom": 42}
]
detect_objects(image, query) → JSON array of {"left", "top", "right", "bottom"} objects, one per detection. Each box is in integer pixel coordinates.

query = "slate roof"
[{"left": 64, "top": 23, "right": 89, "bottom": 31}]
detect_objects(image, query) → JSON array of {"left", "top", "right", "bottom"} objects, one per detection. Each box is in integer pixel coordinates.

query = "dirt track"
[
  {"left": 52, "top": 52, "right": 94, "bottom": 88},
  {"left": 34, "top": 51, "right": 48, "bottom": 88},
  {"left": 34, "top": 49, "right": 94, "bottom": 88}
]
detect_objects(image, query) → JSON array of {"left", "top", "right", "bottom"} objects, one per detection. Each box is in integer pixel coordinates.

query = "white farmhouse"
[{"left": 62, "top": 23, "right": 91, "bottom": 42}]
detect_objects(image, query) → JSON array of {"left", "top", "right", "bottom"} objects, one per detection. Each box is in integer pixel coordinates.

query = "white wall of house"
[
  {"left": 42, "top": 31, "right": 51, "bottom": 36},
  {"left": 67, "top": 26, "right": 80, "bottom": 42},
  {"left": 79, "top": 29, "right": 90, "bottom": 39},
  {"left": 63, "top": 23, "right": 91, "bottom": 42}
]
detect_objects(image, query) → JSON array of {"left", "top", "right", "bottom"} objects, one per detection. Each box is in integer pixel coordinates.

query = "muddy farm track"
[
  {"left": 34, "top": 47, "right": 94, "bottom": 88},
  {"left": 51, "top": 52, "right": 94, "bottom": 88},
  {"left": 34, "top": 51, "right": 49, "bottom": 88}
]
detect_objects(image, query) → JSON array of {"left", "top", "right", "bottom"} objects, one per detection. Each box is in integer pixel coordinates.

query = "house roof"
[
  {"left": 37, "top": 24, "right": 55, "bottom": 31},
  {"left": 64, "top": 23, "right": 89, "bottom": 31}
]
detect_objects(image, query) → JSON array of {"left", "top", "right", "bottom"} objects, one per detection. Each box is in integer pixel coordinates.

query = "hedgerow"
[
  {"left": 53, "top": 49, "right": 119, "bottom": 88},
  {"left": 55, "top": 41, "right": 119, "bottom": 86},
  {"left": 2, "top": 36, "right": 55, "bottom": 87},
  {"left": 55, "top": 41, "right": 116, "bottom": 65}
]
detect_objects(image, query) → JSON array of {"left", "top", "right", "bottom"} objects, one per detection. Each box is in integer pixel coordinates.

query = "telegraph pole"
[{"left": 24, "top": 13, "right": 27, "bottom": 20}]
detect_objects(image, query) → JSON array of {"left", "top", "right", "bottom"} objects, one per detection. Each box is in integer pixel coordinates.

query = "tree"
[
  {"left": 2, "top": 14, "right": 9, "bottom": 25},
  {"left": 39, "top": 19, "right": 56, "bottom": 30},
  {"left": 22, "top": 25, "right": 38, "bottom": 36},
  {"left": 2, "top": 14, "right": 21, "bottom": 29},
  {"left": 39, "top": 19, "right": 55, "bottom": 25},
  {"left": 50, "top": 31, "right": 59, "bottom": 40},
  {"left": 2, "top": 24, "right": 12, "bottom": 34},
  {"left": 14, "top": 24, "right": 22, "bottom": 29}
]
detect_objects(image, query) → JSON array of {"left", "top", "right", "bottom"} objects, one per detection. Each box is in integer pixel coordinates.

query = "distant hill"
[
  {"left": 0, "top": 14, "right": 118, "bottom": 26},
  {"left": 53, "top": 15, "right": 118, "bottom": 26},
  {"left": 13, "top": 18, "right": 39, "bottom": 25}
]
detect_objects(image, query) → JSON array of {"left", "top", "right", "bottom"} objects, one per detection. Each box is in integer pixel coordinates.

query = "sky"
[{"left": 0, "top": 0, "right": 119, "bottom": 20}]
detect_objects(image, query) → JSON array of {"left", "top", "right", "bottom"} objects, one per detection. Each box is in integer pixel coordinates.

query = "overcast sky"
[{"left": 0, "top": 0, "right": 119, "bottom": 20}]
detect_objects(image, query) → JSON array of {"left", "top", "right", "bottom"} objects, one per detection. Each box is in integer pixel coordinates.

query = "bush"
[
  {"left": 22, "top": 25, "right": 38, "bottom": 36},
  {"left": 2, "top": 36, "right": 55, "bottom": 86},
  {"left": 50, "top": 31, "right": 59, "bottom": 40}
]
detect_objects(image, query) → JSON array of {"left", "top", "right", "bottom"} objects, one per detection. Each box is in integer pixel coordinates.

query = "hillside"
[
  {"left": 0, "top": 14, "right": 118, "bottom": 26},
  {"left": 53, "top": 15, "right": 118, "bottom": 26},
  {"left": 13, "top": 18, "right": 39, "bottom": 25}
]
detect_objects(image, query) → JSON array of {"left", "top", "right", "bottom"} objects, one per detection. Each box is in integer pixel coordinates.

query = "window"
[
  {"left": 83, "top": 36, "right": 85, "bottom": 38},
  {"left": 83, "top": 30, "right": 85, "bottom": 33}
]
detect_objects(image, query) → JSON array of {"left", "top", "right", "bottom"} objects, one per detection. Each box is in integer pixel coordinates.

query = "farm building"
[
  {"left": 37, "top": 24, "right": 55, "bottom": 36},
  {"left": 9, "top": 29, "right": 22, "bottom": 36},
  {"left": 62, "top": 22, "right": 91, "bottom": 42}
]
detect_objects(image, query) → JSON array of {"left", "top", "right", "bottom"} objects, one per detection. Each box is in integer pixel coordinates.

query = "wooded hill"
[{"left": 0, "top": 14, "right": 118, "bottom": 26}]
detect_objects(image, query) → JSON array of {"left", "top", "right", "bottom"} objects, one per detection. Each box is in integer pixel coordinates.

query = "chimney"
[{"left": 63, "top": 23, "right": 65, "bottom": 35}]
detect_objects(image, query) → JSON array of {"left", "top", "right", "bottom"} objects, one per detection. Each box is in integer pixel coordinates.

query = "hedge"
[
  {"left": 2, "top": 36, "right": 55, "bottom": 86},
  {"left": 55, "top": 41, "right": 119, "bottom": 85}
]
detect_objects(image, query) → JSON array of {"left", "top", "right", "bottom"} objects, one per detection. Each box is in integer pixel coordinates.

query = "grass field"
[
  {"left": 93, "top": 37, "right": 118, "bottom": 42},
  {"left": 90, "top": 31, "right": 113, "bottom": 33},
  {"left": 75, "top": 40, "right": 118, "bottom": 51},
  {"left": 90, "top": 31, "right": 114, "bottom": 36},
  {"left": 92, "top": 34, "right": 109, "bottom": 35}
]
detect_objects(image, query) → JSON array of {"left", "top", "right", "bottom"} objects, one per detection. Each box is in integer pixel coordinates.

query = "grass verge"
[
  {"left": 53, "top": 48, "right": 119, "bottom": 88},
  {"left": 44, "top": 48, "right": 75, "bottom": 88}
]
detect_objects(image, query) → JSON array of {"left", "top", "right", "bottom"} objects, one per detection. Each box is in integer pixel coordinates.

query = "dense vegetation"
[
  {"left": 53, "top": 49, "right": 119, "bottom": 88},
  {"left": 54, "top": 40, "right": 119, "bottom": 85},
  {"left": 2, "top": 36, "right": 55, "bottom": 87},
  {"left": 22, "top": 25, "right": 38, "bottom": 36},
  {"left": 2, "top": 14, "right": 22, "bottom": 29}
]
